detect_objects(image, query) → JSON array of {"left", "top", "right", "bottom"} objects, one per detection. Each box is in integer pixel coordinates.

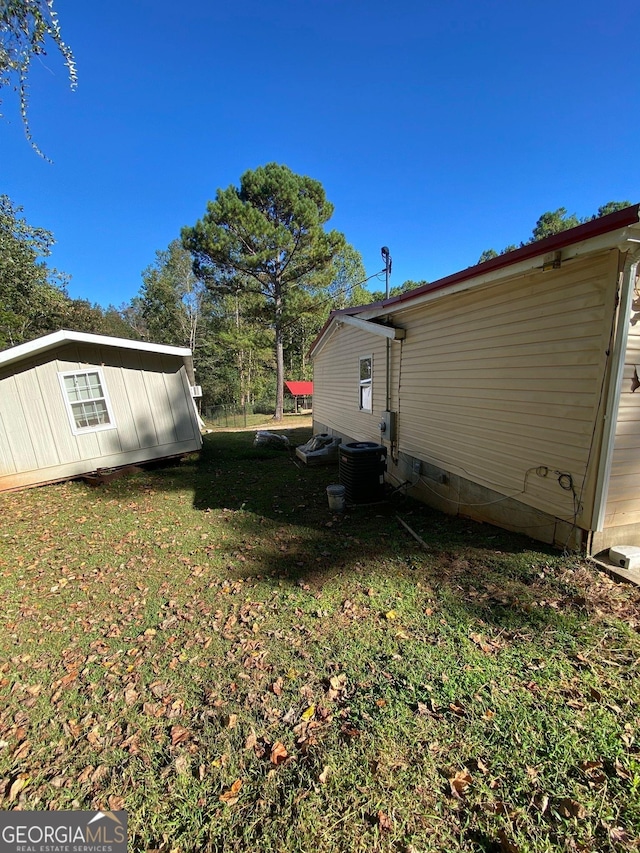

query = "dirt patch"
[{"left": 205, "top": 415, "right": 313, "bottom": 434}]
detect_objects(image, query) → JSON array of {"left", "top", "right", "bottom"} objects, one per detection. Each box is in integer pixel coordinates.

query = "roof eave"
[
  {"left": 0, "top": 330, "right": 193, "bottom": 370},
  {"left": 362, "top": 203, "right": 640, "bottom": 318},
  {"left": 309, "top": 204, "right": 640, "bottom": 356}
]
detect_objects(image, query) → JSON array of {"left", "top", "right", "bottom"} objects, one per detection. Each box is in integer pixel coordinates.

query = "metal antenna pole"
[
  {"left": 380, "top": 246, "right": 393, "bottom": 416},
  {"left": 381, "top": 246, "right": 391, "bottom": 298}
]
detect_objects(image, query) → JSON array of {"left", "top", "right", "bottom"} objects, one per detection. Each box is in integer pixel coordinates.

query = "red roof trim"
[
  {"left": 374, "top": 203, "right": 640, "bottom": 312},
  {"left": 285, "top": 381, "right": 313, "bottom": 395},
  {"left": 310, "top": 203, "right": 640, "bottom": 354}
]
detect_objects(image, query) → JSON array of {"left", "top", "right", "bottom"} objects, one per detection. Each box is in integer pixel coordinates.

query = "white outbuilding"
[{"left": 0, "top": 330, "right": 203, "bottom": 491}]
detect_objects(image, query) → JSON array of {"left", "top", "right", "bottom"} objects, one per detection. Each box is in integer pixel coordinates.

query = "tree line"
[
  {"left": 0, "top": 169, "right": 634, "bottom": 419},
  {"left": 2, "top": 5, "right": 634, "bottom": 418},
  {"left": 477, "top": 202, "right": 631, "bottom": 263},
  {"left": 0, "top": 165, "right": 378, "bottom": 418}
]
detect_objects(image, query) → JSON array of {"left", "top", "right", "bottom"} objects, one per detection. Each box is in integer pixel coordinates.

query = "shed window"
[
  {"left": 59, "top": 369, "right": 116, "bottom": 434},
  {"left": 359, "top": 355, "right": 372, "bottom": 411}
]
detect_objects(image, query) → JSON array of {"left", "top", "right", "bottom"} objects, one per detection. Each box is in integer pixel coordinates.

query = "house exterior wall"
[
  {"left": 597, "top": 290, "right": 640, "bottom": 545},
  {"left": 313, "top": 249, "right": 620, "bottom": 547},
  {"left": 0, "top": 342, "right": 202, "bottom": 491},
  {"left": 312, "top": 326, "right": 388, "bottom": 444}
]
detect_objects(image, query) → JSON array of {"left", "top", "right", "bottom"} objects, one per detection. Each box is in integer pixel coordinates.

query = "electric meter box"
[
  {"left": 379, "top": 410, "right": 396, "bottom": 442},
  {"left": 608, "top": 545, "right": 640, "bottom": 571}
]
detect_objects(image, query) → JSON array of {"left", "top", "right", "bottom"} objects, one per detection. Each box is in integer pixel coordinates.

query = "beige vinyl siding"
[
  {"left": 603, "top": 311, "right": 640, "bottom": 527},
  {"left": 0, "top": 342, "right": 201, "bottom": 491},
  {"left": 355, "top": 250, "right": 617, "bottom": 526},
  {"left": 313, "top": 327, "right": 387, "bottom": 443},
  {"left": 389, "top": 339, "right": 402, "bottom": 414}
]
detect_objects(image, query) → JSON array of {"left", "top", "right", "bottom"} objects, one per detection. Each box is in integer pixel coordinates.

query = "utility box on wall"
[{"left": 380, "top": 410, "right": 397, "bottom": 442}]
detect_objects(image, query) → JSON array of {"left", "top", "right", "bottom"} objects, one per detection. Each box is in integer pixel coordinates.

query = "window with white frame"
[
  {"left": 359, "top": 355, "right": 372, "bottom": 411},
  {"left": 58, "top": 369, "right": 116, "bottom": 434}
]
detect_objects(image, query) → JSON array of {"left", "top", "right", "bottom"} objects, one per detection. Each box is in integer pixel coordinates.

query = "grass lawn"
[{"left": 1, "top": 423, "right": 639, "bottom": 852}]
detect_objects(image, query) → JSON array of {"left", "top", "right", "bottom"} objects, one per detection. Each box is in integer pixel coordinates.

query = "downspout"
[
  {"left": 382, "top": 247, "right": 393, "bottom": 451},
  {"left": 386, "top": 341, "right": 391, "bottom": 413},
  {"left": 592, "top": 251, "right": 640, "bottom": 535}
]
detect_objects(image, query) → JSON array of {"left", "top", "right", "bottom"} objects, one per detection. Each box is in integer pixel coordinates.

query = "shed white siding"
[{"left": 0, "top": 341, "right": 201, "bottom": 491}]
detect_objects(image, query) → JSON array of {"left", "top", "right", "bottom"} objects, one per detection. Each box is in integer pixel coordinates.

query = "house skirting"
[
  {"left": 388, "top": 451, "right": 586, "bottom": 551},
  {"left": 312, "top": 418, "right": 586, "bottom": 551}
]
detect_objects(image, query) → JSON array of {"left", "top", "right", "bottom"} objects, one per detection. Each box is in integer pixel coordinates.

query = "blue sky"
[{"left": 2, "top": 0, "right": 639, "bottom": 308}]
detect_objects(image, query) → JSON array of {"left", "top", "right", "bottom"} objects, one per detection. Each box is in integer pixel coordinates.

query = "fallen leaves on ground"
[
  {"left": 326, "top": 673, "right": 348, "bottom": 701},
  {"left": 270, "top": 741, "right": 288, "bottom": 766},
  {"left": 449, "top": 769, "right": 473, "bottom": 800},
  {"left": 469, "top": 632, "right": 503, "bottom": 654},
  {"left": 556, "top": 798, "right": 587, "bottom": 820},
  {"left": 2, "top": 450, "right": 640, "bottom": 849},
  {"left": 377, "top": 810, "right": 393, "bottom": 831},
  {"left": 170, "top": 725, "right": 192, "bottom": 746},
  {"left": 219, "top": 779, "right": 242, "bottom": 805},
  {"left": 497, "top": 829, "right": 520, "bottom": 853}
]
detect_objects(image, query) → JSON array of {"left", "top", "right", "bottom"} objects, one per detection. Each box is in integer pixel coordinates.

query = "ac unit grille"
[{"left": 339, "top": 442, "right": 387, "bottom": 504}]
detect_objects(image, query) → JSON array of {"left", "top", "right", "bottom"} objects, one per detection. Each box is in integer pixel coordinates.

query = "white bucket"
[{"left": 326, "top": 484, "right": 346, "bottom": 512}]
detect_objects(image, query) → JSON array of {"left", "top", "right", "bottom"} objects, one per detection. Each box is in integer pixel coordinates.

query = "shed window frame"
[
  {"left": 58, "top": 368, "right": 117, "bottom": 435},
  {"left": 359, "top": 355, "right": 372, "bottom": 412}
]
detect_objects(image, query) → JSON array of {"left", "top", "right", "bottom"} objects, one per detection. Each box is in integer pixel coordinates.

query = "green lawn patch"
[{"left": 1, "top": 427, "right": 639, "bottom": 852}]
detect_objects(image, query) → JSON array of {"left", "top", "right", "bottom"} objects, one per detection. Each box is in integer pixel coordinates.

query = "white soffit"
[{"left": 338, "top": 314, "right": 406, "bottom": 340}]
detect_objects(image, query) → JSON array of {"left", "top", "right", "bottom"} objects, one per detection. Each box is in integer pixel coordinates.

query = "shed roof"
[
  {"left": 0, "top": 330, "right": 193, "bottom": 370},
  {"left": 285, "top": 381, "right": 313, "bottom": 396}
]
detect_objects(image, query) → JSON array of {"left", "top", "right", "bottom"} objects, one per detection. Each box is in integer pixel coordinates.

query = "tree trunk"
[
  {"left": 235, "top": 293, "right": 247, "bottom": 406},
  {"left": 274, "top": 277, "right": 284, "bottom": 421}
]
